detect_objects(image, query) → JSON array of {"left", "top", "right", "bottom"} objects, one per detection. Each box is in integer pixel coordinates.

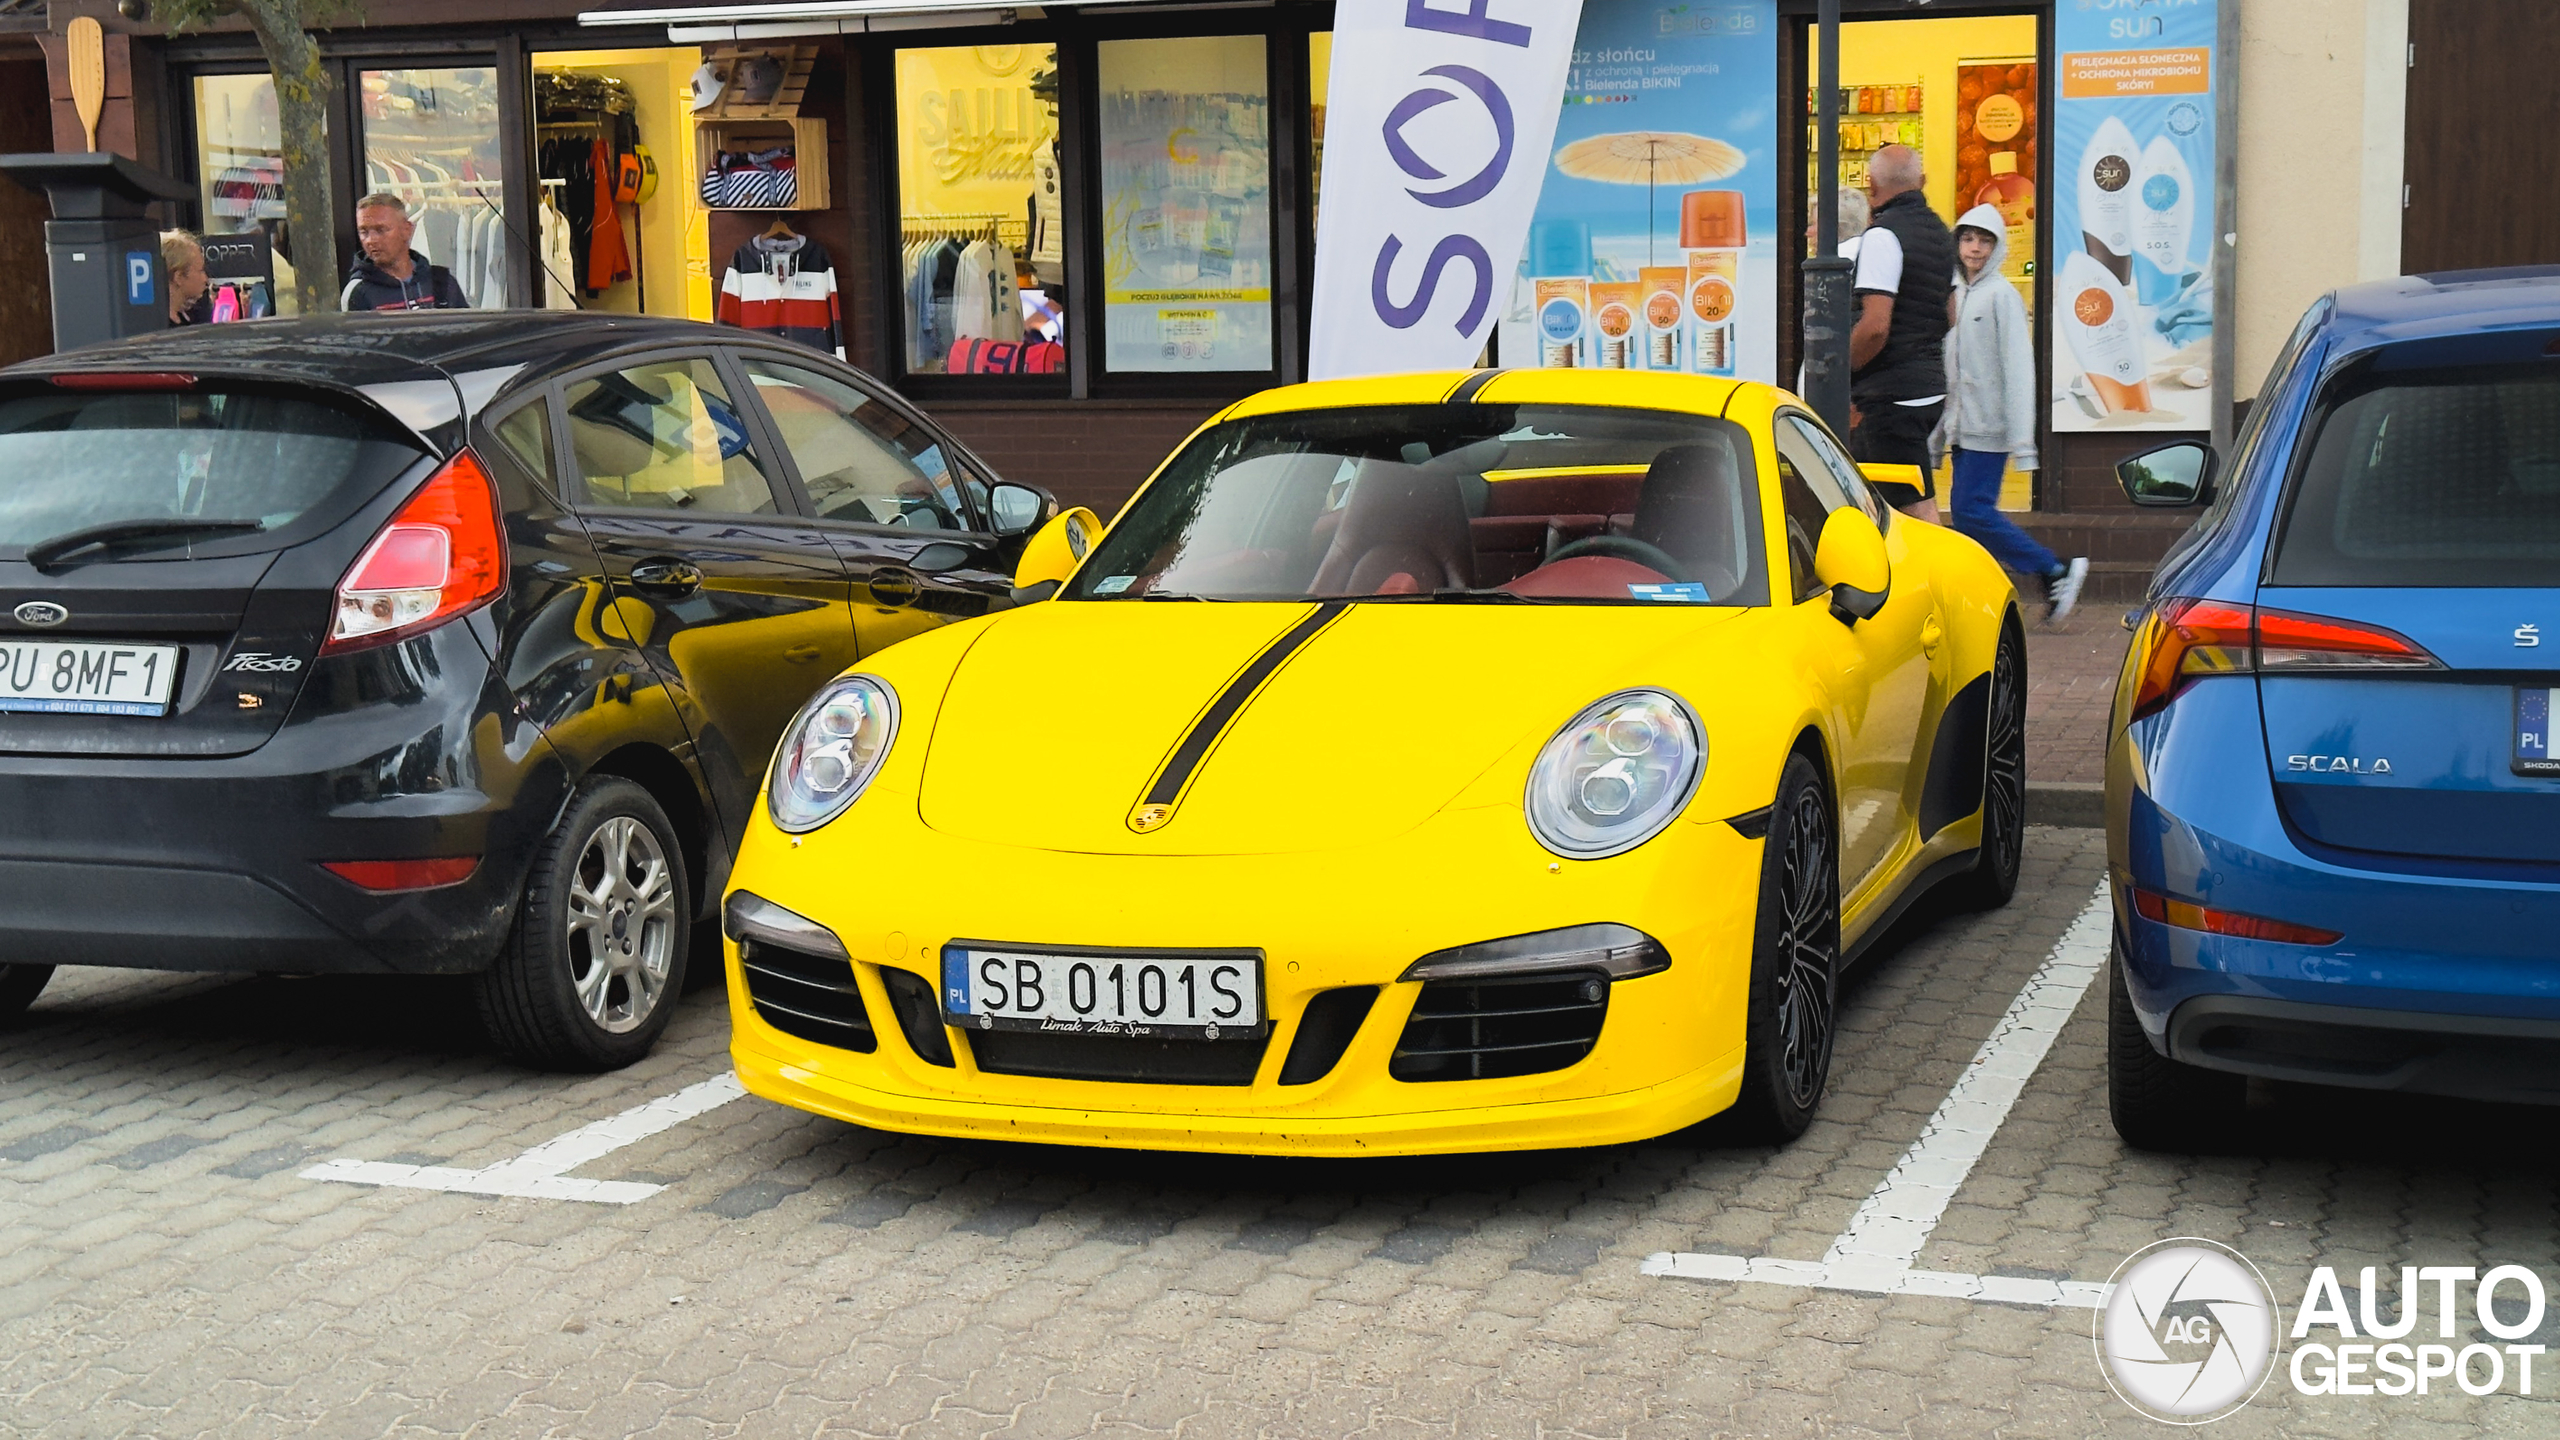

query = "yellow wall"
[
  {"left": 1837, "top": 15, "right": 2039, "bottom": 225},
  {"left": 539, "top": 49, "right": 712, "bottom": 320}
]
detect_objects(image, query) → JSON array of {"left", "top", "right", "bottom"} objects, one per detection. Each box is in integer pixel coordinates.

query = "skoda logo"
[
  {"left": 2096, "top": 1239, "right": 2281, "bottom": 1423},
  {"left": 12, "top": 601, "right": 67, "bottom": 628}
]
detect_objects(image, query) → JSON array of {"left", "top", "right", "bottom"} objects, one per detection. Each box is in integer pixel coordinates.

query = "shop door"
[
  {"left": 2404, "top": 0, "right": 2560, "bottom": 274},
  {"left": 556, "top": 351, "right": 863, "bottom": 835},
  {"left": 354, "top": 65, "right": 511, "bottom": 307}
]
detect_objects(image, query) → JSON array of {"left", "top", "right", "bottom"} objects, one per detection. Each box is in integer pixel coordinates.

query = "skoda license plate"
[
  {"left": 942, "top": 944, "right": 1265, "bottom": 1039},
  {"left": 2516, "top": 688, "right": 2560, "bottom": 776},
  {"left": 0, "top": 640, "right": 181, "bottom": 716}
]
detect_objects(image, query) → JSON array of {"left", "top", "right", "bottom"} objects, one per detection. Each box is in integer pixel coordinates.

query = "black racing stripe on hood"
[
  {"left": 1447, "top": 369, "right": 1507, "bottom": 404},
  {"left": 1140, "top": 602, "right": 1349, "bottom": 808}
]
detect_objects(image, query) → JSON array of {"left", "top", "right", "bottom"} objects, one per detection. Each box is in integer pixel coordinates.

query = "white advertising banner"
[{"left": 1307, "top": 0, "right": 1583, "bottom": 380}]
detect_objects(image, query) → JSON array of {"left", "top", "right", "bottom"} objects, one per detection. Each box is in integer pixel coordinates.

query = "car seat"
[
  {"left": 1307, "top": 457, "right": 1476, "bottom": 595},
  {"left": 1630, "top": 443, "right": 1749, "bottom": 597}
]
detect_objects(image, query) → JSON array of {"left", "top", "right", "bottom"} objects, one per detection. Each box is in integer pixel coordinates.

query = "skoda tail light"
[
  {"left": 323, "top": 451, "right": 507, "bottom": 654},
  {"left": 2128, "top": 600, "right": 2441, "bottom": 719}
]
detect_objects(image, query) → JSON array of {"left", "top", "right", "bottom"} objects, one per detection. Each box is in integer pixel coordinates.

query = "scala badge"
[
  {"left": 12, "top": 601, "right": 68, "bottom": 628},
  {"left": 2097, "top": 1238, "right": 2282, "bottom": 1423}
]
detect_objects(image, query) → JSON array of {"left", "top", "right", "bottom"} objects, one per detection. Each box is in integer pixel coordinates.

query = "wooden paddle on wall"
[{"left": 66, "top": 16, "right": 104, "bottom": 153}]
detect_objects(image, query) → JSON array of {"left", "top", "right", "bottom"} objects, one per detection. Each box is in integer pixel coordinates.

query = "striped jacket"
[{"left": 716, "top": 235, "right": 843, "bottom": 358}]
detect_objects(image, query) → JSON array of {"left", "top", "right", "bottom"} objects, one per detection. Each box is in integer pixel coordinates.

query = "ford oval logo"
[{"left": 12, "top": 601, "right": 67, "bottom": 628}]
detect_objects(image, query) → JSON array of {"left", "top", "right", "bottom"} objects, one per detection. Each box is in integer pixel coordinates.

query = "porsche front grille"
[
  {"left": 739, "top": 939, "right": 876, "bottom": 1053},
  {"left": 964, "top": 1028, "right": 1270, "bottom": 1085},
  {"left": 1390, "top": 970, "right": 1609, "bottom": 1082}
]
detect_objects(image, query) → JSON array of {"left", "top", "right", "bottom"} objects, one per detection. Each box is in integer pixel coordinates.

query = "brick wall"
[
  {"left": 923, "top": 400, "right": 1220, "bottom": 516},
  {"left": 0, "top": 57, "right": 53, "bottom": 367}
]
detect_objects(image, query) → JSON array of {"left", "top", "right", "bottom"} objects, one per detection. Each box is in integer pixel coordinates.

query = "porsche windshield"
[{"left": 1067, "top": 404, "right": 1771, "bottom": 606}]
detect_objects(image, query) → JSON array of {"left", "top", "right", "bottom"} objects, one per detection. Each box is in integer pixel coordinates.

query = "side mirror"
[
  {"left": 1009, "top": 506, "right": 1103, "bottom": 604},
  {"left": 1814, "top": 508, "right": 1891, "bottom": 624},
  {"left": 2116, "top": 441, "right": 2217, "bottom": 507},
  {"left": 988, "top": 481, "right": 1051, "bottom": 536}
]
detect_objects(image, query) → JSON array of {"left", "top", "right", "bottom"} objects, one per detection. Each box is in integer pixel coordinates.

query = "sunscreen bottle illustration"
[
  {"left": 1528, "top": 220, "right": 1591, "bottom": 368},
  {"left": 2077, "top": 116, "right": 2138, "bottom": 285},
  {"left": 2131, "top": 135, "right": 2193, "bottom": 306},
  {"left": 2060, "top": 250, "right": 2151, "bottom": 415},
  {"left": 1680, "top": 191, "right": 1746, "bottom": 377},
  {"left": 1590, "top": 282, "right": 1640, "bottom": 369},
  {"left": 1640, "top": 266, "right": 1686, "bottom": 370}
]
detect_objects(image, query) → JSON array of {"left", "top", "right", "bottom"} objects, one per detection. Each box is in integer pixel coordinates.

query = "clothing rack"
[{"left": 901, "top": 213, "right": 1028, "bottom": 248}]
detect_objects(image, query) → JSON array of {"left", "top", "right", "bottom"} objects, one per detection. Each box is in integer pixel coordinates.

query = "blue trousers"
[{"left": 1950, "top": 448, "right": 2059, "bottom": 577}]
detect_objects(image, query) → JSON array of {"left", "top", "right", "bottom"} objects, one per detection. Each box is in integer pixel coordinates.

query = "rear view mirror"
[
  {"left": 988, "top": 482, "right": 1051, "bottom": 536},
  {"left": 1010, "top": 506, "right": 1103, "bottom": 604},
  {"left": 1814, "top": 508, "right": 1891, "bottom": 624},
  {"left": 2117, "top": 442, "right": 2217, "bottom": 507}
]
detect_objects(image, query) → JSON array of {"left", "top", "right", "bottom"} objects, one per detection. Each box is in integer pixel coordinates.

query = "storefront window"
[
  {"left": 1096, "top": 36, "right": 1272, "bottom": 374},
  {"left": 359, "top": 67, "right": 508, "bottom": 307},
  {"left": 193, "top": 74, "right": 297, "bottom": 316},
  {"left": 895, "top": 44, "right": 1064, "bottom": 377}
]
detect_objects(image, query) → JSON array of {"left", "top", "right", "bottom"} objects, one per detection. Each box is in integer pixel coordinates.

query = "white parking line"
[
  {"left": 302, "top": 1072, "right": 747, "bottom": 1204},
  {"left": 1644, "top": 880, "right": 2118, "bottom": 1308}
]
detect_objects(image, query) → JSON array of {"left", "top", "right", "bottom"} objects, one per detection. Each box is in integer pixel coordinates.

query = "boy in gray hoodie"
[{"left": 1935, "top": 203, "right": 2087, "bottom": 621}]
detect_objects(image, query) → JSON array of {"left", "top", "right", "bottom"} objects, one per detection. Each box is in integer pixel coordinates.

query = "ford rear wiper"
[{"left": 22, "top": 518, "right": 265, "bottom": 571}]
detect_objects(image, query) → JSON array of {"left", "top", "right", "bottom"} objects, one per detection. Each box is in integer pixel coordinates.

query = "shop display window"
[
  {"left": 359, "top": 67, "right": 509, "bottom": 308},
  {"left": 894, "top": 44, "right": 1065, "bottom": 377},
  {"left": 193, "top": 74, "right": 297, "bottom": 316},
  {"left": 1096, "top": 36, "right": 1272, "bottom": 375}
]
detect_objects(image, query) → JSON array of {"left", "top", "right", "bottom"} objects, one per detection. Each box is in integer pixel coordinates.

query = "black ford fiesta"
[{"left": 0, "top": 313, "right": 1053, "bottom": 1068}]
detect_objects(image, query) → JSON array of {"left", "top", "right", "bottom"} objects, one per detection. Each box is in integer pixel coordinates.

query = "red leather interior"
[{"left": 1502, "top": 554, "right": 1671, "bottom": 597}]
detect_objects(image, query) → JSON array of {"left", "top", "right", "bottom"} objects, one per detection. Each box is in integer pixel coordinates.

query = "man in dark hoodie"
[{"left": 340, "top": 194, "right": 469, "bottom": 312}]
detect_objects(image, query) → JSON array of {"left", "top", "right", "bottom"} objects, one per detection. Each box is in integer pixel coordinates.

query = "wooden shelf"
[
  {"left": 696, "top": 116, "right": 828, "bottom": 210},
  {"left": 695, "top": 44, "right": 816, "bottom": 119}
]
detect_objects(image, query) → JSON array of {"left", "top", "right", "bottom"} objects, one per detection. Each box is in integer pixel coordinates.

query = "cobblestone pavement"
[
  {"left": 5, "top": 828, "right": 2557, "bottom": 1438},
  {"left": 2025, "top": 608, "right": 2134, "bottom": 788}
]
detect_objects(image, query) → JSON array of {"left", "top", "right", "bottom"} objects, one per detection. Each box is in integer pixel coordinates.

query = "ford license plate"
[
  {"left": 941, "top": 944, "right": 1265, "bottom": 1039},
  {"left": 0, "top": 639, "right": 181, "bottom": 716}
]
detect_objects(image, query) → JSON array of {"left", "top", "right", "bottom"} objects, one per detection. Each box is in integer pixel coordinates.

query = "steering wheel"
[{"left": 1544, "top": 534, "right": 1694, "bottom": 585}]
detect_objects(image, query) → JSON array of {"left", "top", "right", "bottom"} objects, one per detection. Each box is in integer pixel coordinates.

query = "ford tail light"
[{"left": 323, "top": 450, "right": 507, "bottom": 654}]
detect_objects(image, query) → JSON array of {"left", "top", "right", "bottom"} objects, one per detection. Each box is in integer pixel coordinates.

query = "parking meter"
[{"left": 0, "top": 152, "right": 194, "bottom": 352}]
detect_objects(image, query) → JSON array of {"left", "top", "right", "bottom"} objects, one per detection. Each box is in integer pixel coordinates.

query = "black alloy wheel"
[
  {"left": 475, "top": 776, "right": 692, "bottom": 1072},
  {"left": 0, "top": 963, "right": 53, "bottom": 1026},
  {"left": 2106, "top": 940, "right": 2245, "bottom": 1151},
  {"left": 1728, "top": 751, "right": 1842, "bottom": 1142},
  {"left": 1950, "top": 619, "right": 2028, "bottom": 911}
]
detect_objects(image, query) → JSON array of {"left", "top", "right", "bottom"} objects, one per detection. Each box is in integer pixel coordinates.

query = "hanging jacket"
[
  {"left": 718, "top": 234, "right": 843, "bottom": 358},
  {"left": 1931, "top": 203, "right": 2039, "bottom": 469},
  {"left": 340, "top": 250, "right": 469, "bottom": 312}
]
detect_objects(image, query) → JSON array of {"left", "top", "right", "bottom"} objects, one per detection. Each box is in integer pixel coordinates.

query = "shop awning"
[{"left": 576, "top": 0, "right": 1218, "bottom": 42}]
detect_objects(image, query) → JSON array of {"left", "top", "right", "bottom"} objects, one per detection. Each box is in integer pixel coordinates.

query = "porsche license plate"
[
  {"left": 0, "top": 639, "right": 181, "bottom": 716},
  {"left": 941, "top": 944, "right": 1265, "bottom": 1039}
]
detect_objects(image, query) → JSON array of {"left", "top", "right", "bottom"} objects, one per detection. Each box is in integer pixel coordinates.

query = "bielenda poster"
[
  {"left": 2050, "top": 0, "right": 2218, "bottom": 432},
  {"left": 1499, "top": 1, "right": 1779, "bottom": 383}
]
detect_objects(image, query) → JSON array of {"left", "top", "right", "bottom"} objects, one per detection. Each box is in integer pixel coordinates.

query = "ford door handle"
[{"left": 627, "top": 560, "right": 703, "bottom": 597}]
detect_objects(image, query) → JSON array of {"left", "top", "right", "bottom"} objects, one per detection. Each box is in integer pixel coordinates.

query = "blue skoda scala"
[{"left": 2106, "top": 266, "right": 2560, "bottom": 1146}]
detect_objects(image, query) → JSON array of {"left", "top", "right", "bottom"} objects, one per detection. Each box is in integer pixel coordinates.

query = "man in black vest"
[{"left": 1848, "top": 145, "right": 1951, "bottom": 522}]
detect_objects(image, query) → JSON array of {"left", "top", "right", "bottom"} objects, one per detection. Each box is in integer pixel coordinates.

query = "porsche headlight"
[
  {"left": 1525, "top": 690, "right": 1703, "bottom": 859},
  {"left": 768, "top": 675, "right": 898, "bottom": 833}
]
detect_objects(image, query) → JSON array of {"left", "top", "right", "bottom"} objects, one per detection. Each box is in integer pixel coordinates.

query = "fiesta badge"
[
  {"left": 2096, "top": 1238, "right": 2283, "bottom": 1423},
  {"left": 12, "top": 601, "right": 68, "bottom": 628}
]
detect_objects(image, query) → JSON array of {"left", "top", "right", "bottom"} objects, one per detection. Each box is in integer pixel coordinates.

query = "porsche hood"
[{"left": 916, "top": 601, "right": 1738, "bottom": 855}]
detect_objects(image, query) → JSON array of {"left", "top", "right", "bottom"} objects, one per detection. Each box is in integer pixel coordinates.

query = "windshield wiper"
[
  {"left": 22, "top": 518, "right": 265, "bottom": 571},
  {"left": 1336, "top": 588, "right": 1535, "bottom": 604}
]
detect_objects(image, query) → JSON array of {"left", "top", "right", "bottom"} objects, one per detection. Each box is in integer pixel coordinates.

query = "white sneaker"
[{"left": 2044, "top": 557, "right": 2088, "bottom": 622}]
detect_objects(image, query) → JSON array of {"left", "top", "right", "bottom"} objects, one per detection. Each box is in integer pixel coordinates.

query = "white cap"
[{"left": 688, "top": 63, "right": 726, "bottom": 113}]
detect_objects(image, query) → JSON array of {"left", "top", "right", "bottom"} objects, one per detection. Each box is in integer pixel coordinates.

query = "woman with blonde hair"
[{"left": 160, "top": 229, "right": 212, "bottom": 326}]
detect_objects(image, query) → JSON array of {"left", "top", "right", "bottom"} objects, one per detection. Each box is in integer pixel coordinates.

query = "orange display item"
[{"left": 1678, "top": 190, "right": 1747, "bottom": 250}]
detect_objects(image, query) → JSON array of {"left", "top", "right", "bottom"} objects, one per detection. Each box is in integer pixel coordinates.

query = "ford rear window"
[
  {"left": 2271, "top": 358, "right": 2560, "bottom": 587},
  {"left": 0, "top": 384, "right": 423, "bottom": 561}
]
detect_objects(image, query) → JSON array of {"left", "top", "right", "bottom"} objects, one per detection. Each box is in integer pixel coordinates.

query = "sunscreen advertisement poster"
[
  {"left": 2050, "top": 0, "right": 2218, "bottom": 432},
  {"left": 1499, "top": 0, "right": 1779, "bottom": 383}
]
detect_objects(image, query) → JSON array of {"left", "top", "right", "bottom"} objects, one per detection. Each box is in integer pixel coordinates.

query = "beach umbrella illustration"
[{"left": 1553, "top": 132, "right": 1746, "bottom": 263}]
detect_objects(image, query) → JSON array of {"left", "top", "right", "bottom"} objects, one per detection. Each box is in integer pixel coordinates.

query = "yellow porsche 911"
[{"left": 719, "top": 369, "right": 2023, "bottom": 1155}]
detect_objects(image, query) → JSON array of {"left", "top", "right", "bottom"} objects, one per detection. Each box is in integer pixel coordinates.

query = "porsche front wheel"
[{"left": 1728, "top": 752, "right": 1841, "bottom": 1143}]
